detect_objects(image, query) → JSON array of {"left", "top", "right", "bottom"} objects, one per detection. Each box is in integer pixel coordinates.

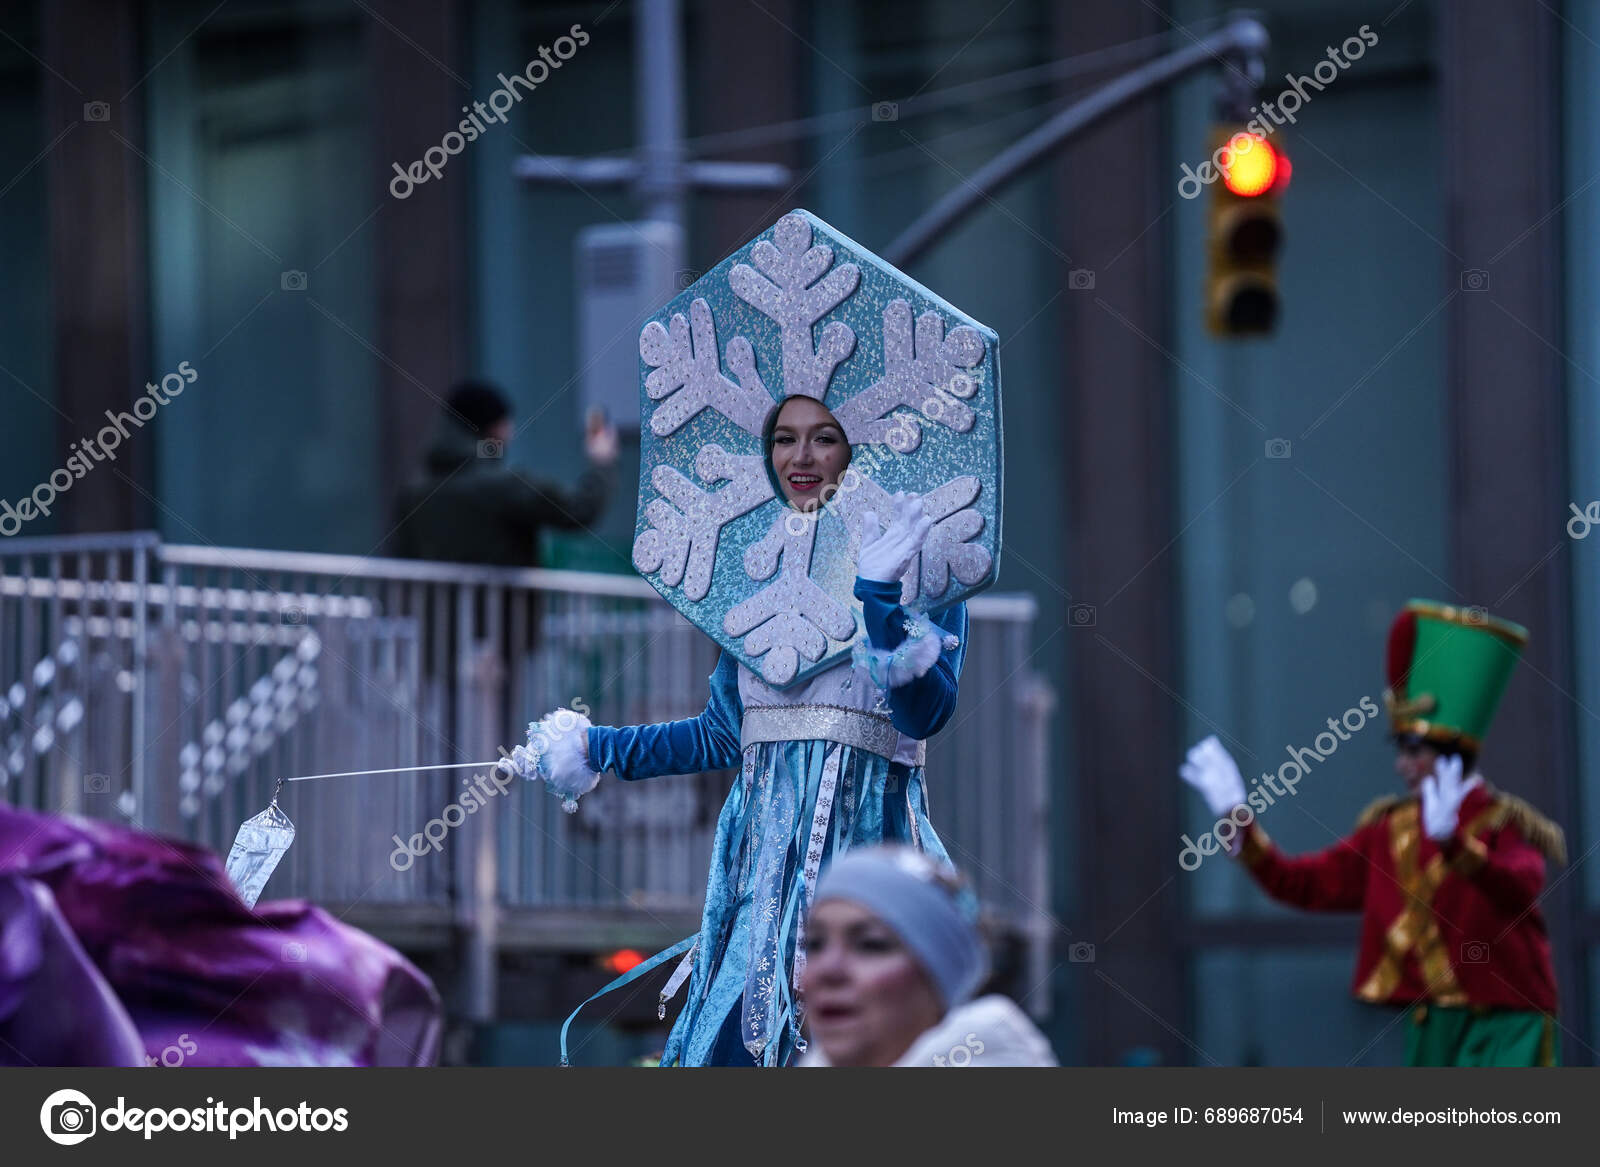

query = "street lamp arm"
[{"left": 883, "top": 15, "right": 1269, "bottom": 269}]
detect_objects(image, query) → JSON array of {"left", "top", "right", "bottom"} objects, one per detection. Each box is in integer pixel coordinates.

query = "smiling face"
[
  {"left": 800, "top": 898, "right": 945, "bottom": 1067},
  {"left": 769, "top": 396, "right": 851, "bottom": 511}
]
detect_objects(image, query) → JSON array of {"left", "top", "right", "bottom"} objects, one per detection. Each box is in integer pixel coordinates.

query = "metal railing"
[{"left": 0, "top": 532, "right": 1054, "bottom": 1015}]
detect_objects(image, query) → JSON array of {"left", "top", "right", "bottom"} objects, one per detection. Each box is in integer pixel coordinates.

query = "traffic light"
[
  {"left": 1205, "top": 128, "right": 1289, "bottom": 336},
  {"left": 601, "top": 948, "right": 646, "bottom": 975}
]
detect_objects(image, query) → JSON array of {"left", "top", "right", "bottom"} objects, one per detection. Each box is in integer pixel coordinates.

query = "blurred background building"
[{"left": 1, "top": 0, "right": 1596, "bottom": 1065}]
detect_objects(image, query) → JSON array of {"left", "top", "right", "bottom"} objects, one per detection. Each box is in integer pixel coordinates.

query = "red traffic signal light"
[
  {"left": 602, "top": 948, "right": 646, "bottom": 975},
  {"left": 1220, "top": 132, "right": 1290, "bottom": 198}
]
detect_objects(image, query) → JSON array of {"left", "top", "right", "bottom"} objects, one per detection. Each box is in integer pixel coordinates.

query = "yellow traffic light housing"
[{"left": 1206, "top": 128, "right": 1289, "bottom": 336}]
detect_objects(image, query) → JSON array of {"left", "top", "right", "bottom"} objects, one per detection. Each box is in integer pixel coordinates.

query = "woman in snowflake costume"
[{"left": 510, "top": 210, "right": 1001, "bottom": 1066}]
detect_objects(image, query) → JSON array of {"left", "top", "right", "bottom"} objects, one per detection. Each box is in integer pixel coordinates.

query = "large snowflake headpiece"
[{"left": 632, "top": 209, "right": 1002, "bottom": 688}]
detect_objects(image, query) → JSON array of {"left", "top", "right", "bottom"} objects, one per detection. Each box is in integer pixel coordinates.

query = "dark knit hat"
[{"left": 447, "top": 380, "right": 512, "bottom": 432}]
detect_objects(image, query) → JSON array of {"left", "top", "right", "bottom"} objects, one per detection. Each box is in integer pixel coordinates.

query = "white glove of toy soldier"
[
  {"left": 1421, "top": 753, "right": 1475, "bottom": 842},
  {"left": 1179, "top": 735, "right": 1247, "bottom": 819},
  {"left": 857, "top": 492, "right": 933, "bottom": 584}
]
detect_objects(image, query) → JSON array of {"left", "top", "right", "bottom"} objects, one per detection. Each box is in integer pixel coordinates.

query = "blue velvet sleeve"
[
  {"left": 585, "top": 651, "right": 744, "bottom": 780},
  {"left": 853, "top": 576, "right": 968, "bottom": 740}
]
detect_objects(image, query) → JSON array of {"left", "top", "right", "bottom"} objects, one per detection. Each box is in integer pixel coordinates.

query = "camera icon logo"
[
  {"left": 1265, "top": 438, "right": 1292, "bottom": 459},
  {"left": 281, "top": 606, "right": 306, "bottom": 626},
  {"left": 1463, "top": 605, "right": 1487, "bottom": 626},
  {"left": 83, "top": 101, "right": 110, "bottom": 122},
  {"left": 84, "top": 772, "right": 111, "bottom": 794},
  {"left": 281, "top": 270, "right": 308, "bottom": 292},
  {"left": 477, "top": 438, "right": 505, "bottom": 459},
  {"left": 674, "top": 268, "right": 700, "bottom": 290},
  {"left": 1068, "top": 941, "right": 1096, "bottom": 963},
  {"left": 282, "top": 940, "right": 307, "bottom": 962},
  {"left": 1069, "top": 603, "right": 1096, "bottom": 628},
  {"left": 1460, "top": 269, "right": 1489, "bottom": 292},
  {"left": 1460, "top": 940, "right": 1490, "bottom": 963},
  {"left": 872, "top": 101, "right": 899, "bottom": 122},
  {"left": 40, "top": 1089, "right": 97, "bottom": 1146},
  {"left": 1068, "top": 268, "right": 1096, "bottom": 290}
]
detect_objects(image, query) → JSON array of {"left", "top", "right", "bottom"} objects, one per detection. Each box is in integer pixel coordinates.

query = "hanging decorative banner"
[
  {"left": 223, "top": 761, "right": 505, "bottom": 907},
  {"left": 631, "top": 208, "right": 1003, "bottom": 688},
  {"left": 224, "top": 785, "right": 295, "bottom": 910}
]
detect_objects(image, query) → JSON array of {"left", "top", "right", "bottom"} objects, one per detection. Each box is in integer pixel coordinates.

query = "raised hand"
[
  {"left": 857, "top": 491, "right": 933, "bottom": 584},
  {"left": 1179, "top": 735, "right": 1248, "bottom": 819},
  {"left": 584, "top": 407, "right": 620, "bottom": 465},
  {"left": 1421, "top": 753, "right": 1469, "bottom": 842}
]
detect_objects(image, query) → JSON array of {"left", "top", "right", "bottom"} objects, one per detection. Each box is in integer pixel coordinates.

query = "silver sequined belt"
[{"left": 740, "top": 704, "right": 924, "bottom": 766}]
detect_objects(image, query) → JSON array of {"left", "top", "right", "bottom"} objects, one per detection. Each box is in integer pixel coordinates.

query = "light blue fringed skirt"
[{"left": 658, "top": 735, "right": 950, "bottom": 1067}]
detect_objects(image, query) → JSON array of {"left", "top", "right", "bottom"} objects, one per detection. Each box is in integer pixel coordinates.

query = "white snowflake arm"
[
  {"left": 640, "top": 299, "right": 772, "bottom": 436},
  {"left": 729, "top": 211, "right": 860, "bottom": 401},
  {"left": 632, "top": 447, "right": 773, "bottom": 601},
  {"left": 909, "top": 475, "right": 993, "bottom": 601},
  {"left": 723, "top": 513, "right": 855, "bottom": 685},
  {"left": 832, "top": 299, "right": 986, "bottom": 451}
]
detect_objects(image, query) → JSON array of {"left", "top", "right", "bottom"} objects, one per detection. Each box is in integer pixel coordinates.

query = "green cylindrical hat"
[{"left": 1384, "top": 599, "right": 1528, "bottom": 751}]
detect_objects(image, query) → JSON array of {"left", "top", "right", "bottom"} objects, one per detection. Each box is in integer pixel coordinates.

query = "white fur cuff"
[
  {"left": 503, "top": 709, "right": 600, "bottom": 813},
  {"left": 853, "top": 613, "right": 959, "bottom": 689}
]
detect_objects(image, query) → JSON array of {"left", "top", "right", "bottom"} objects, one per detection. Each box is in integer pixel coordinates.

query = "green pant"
[{"left": 1406, "top": 1003, "right": 1558, "bottom": 1066}]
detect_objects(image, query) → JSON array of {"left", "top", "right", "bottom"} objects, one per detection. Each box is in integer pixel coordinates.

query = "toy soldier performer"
[{"left": 1181, "top": 600, "right": 1565, "bottom": 1066}]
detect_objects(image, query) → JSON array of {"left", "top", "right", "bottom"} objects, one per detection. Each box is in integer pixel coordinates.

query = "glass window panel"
[{"left": 146, "top": 0, "right": 379, "bottom": 552}]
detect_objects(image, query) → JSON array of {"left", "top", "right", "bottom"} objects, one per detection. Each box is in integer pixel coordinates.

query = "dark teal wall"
[
  {"left": 146, "top": 1, "right": 381, "bottom": 553},
  {"left": 1566, "top": 0, "right": 1600, "bottom": 919},
  {"left": 0, "top": 7, "right": 57, "bottom": 531}
]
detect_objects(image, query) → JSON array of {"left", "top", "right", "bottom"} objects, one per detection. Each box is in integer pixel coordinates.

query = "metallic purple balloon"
[{"left": 0, "top": 805, "right": 440, "bottom": 1067}]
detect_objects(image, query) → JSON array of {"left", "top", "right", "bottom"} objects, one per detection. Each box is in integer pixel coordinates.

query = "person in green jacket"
[{"left": 392, "top": 381, "right": 618, "bottom": 567}]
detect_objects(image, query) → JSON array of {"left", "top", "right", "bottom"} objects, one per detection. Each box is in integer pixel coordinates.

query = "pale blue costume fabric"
[{"left": 586, "top": 576, "right": 967, "bottom": 1066}]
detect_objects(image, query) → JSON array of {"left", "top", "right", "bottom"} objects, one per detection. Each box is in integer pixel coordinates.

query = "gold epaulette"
[
  {"left": 1355, "top": 794, "right": 1409, "bottom": 831},
  {"left": 1486, "top": 791, "right": 1567, "bottom": 866}
]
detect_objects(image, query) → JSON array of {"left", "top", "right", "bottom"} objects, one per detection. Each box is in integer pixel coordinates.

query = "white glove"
[
  {"left": 858, "top": 491, "right": 933, "bottom": 584},
  {"left": 1179, "top": 735, "right": 1247, "bottom": 819},
  {"left": 502, "top": 708, "right": 600, "bottom": 813},
  {"left": 1421, "top": 753, "right": 1477, "bottom": 842}
]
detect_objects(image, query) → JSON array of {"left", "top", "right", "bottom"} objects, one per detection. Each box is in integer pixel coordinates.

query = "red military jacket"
[{"left": 1237, "top": 780, "right": 1563, "bottom": 1014}]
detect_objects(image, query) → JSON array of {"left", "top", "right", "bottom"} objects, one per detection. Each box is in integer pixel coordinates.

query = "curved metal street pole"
[{"left": 884, "top": 15, "right": 1269, "bottom": 269}]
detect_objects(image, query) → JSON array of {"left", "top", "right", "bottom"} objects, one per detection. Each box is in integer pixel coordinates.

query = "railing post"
[
  {"left": 1017, "top": 669, "right": 1056, "bottom": 1020},
  {"left": 127, "top": 539, "right": 150, "bottom": 826},
  {"left": 454, "top": 580, "right": 502, "bottom": 1025},
  {"left": 143, "top": 621, "right": 185, "bottom": 837}
]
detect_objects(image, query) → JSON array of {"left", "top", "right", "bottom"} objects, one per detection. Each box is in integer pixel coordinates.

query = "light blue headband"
[{"left": 811, "top": 847, "right": 988, "bottom": 1010}]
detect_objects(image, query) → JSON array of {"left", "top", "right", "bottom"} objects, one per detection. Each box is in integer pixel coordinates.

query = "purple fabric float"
[{"left": 0, "top": 804, "right": 440, "bottom": 1067}]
